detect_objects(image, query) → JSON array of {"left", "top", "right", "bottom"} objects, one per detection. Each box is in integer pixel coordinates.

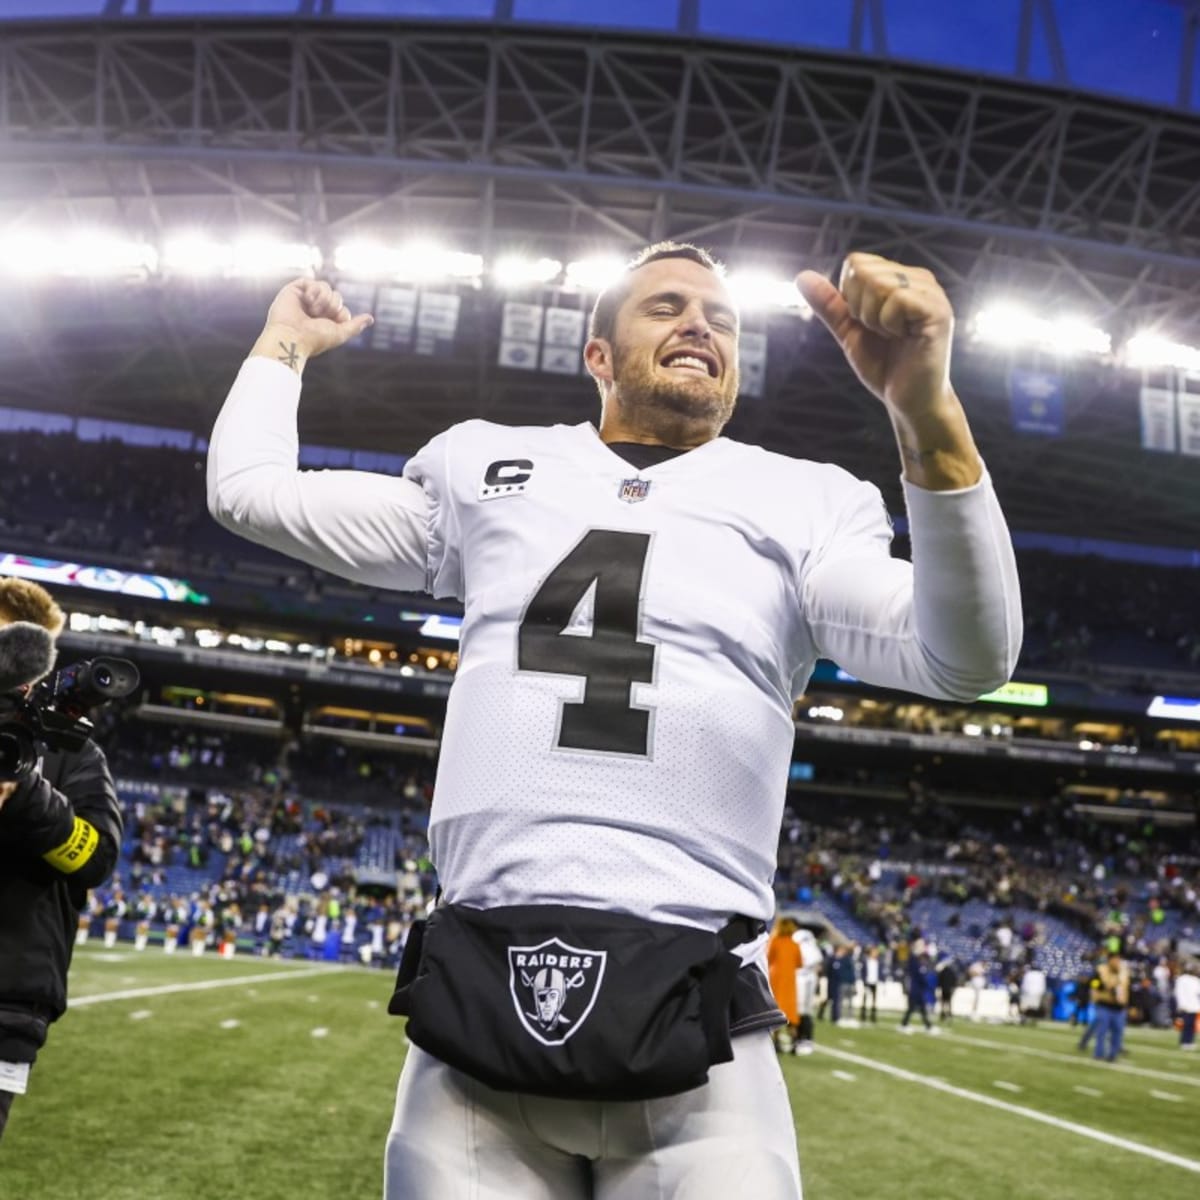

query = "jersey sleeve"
[
  {"left": 207, "top": 357, "right": 431, "bottom": 592},
  {"left": 800, "top": 468, "right": 1022, "bottom": 701},
  {"left": 402, "top": 427, "right": 465, "bottom": 601}
]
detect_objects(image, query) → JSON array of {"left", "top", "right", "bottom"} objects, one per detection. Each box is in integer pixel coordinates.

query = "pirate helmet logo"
[{"left": 508, "top": 938, "right": 607, "bottom": 1046}]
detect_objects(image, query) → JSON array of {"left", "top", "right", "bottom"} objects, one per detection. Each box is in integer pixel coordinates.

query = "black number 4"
[{"left": 518, "top": 529, "right": 657, "bottom": 756}]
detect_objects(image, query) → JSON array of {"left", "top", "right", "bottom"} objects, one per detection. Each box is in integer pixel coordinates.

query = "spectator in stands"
[
  {"left": 1092, "top": 951, "right": 1131, "bottom": 1063},
  {"left": 1173, "top": 961, "right": 1198, "bottom": 1052}
]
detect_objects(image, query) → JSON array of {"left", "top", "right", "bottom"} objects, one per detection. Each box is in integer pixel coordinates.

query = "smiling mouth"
[{"left": 659, "top": 352, "right": 719, "bottom": 378}]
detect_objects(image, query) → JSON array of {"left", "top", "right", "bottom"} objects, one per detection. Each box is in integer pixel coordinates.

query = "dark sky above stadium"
[{"left": 0, "top": 1, "right": 1192, "bottom": 110}]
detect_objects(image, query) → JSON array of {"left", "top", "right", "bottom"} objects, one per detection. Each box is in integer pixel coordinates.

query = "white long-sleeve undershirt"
[
  {"left": 801, "top": 467, "right": 1022, "bottom": 701},
  {"left": 207, "top": 357, "right": 429, "bottom": 592}
]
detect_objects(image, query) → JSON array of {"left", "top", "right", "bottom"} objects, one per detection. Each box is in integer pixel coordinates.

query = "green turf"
[{"left": 2, "top": 950, "right": 1196, "bottom": 1198}]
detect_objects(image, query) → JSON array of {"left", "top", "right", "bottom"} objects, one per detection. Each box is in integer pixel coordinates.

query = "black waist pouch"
[{"left": 387, "top": 903, "right": 759, "bottom": 1102}]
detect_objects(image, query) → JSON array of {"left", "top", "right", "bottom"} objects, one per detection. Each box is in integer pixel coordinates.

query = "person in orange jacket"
[{"left": 768, "top": 916, "right": 801, "bottom": 1053}]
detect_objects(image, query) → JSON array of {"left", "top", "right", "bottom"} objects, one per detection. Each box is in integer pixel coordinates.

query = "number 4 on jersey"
[{"left": 518, "top": 529, "right": 657, "bottom": 756}]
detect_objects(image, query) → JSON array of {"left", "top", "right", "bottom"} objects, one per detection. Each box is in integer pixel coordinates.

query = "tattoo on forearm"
[{"left": 278, "top": 341, "right": 301, "bottom": 371}]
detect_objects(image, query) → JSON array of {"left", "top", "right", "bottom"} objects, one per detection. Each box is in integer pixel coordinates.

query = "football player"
[{"left": 208, "top": 242, "right": 1021, "bottom": 1198}]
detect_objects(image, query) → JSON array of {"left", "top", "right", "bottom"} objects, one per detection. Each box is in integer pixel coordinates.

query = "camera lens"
[{"left": 94, "top": 667, "right": 112, "bottom": 688}]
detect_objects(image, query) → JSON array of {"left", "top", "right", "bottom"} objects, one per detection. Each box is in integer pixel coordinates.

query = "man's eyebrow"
[{"left": 638, "top": 291, "right": 739, "bottom": 324}]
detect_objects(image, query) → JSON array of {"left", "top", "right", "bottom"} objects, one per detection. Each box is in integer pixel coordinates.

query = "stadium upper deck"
[{"left": 3, "top": 1, "right": 1198, "bottom": 116}]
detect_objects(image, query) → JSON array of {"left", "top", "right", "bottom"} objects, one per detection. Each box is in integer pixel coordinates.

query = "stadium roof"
[
  {"left": 0, "top": 9, "right": 1197, "bottom": 546},
  {"left": 6, "top": 1, "right": 1200, "bottom": 116}
]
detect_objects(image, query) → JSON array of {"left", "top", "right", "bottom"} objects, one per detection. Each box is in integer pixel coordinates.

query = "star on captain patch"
[{"left": 617, "top": 478, "right": 652, "bottom": 503}]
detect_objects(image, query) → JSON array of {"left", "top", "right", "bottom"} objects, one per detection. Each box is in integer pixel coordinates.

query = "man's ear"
[{"left": 584, "top": 337, "right": 613, "bottom": 386}]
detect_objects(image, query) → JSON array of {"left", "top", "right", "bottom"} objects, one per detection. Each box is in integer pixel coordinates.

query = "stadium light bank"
[
  {"left": 7, "top": 228, "right": 1200, "bottom": 361},
  {"left": 0, "top": 228, "right": 813, "bottom": 317},
  {"left": 971, "top": 303, "right": 1200, "bottom": 373}
]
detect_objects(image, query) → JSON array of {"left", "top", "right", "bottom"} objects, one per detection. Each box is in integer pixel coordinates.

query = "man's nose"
[{"left": 677, "top": 308, "right": 713, "bottom": 339}]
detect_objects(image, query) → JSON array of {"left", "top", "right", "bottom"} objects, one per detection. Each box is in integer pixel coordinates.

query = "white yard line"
[
  {"left": 831, "top": 1069, "right": 856, "bottom": 1082},
  {"left": 993, "top": 1080, "right": 1022, "bottom": 1092},
  {"left": 948, "top": 1033, "right": 1200, "bottom": 1088},
  {"left": 1149, "top": 1090, "right": 1184, "bottom": 1103},
  {"left": 817, "top": 1046, "right": 1200, "bottom": 1175},
  {"left": 1073, "top": 1085, "right": 1103, "bottom": 1097},
  {"left": 71, "top": 966, "right": 338, "bottom": 1007}
]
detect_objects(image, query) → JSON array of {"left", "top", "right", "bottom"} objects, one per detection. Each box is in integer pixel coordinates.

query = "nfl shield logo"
[
  {"left": 508, "top": 937, "right": 607, "bottom": 1047},
  {"left": 618, "top": 477, "right": 652, "bottom": 503}
]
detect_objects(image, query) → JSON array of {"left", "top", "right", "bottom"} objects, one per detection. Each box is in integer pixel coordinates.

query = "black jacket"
[{"left": 0, "top": 740, "right": 121, "bottom": 1063}]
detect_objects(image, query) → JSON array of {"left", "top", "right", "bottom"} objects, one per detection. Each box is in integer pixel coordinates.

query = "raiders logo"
[{"left": 507, "top": 937, "right": 607, "bottom": 1047}]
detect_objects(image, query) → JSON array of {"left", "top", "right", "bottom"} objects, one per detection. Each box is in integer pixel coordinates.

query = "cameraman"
[{"left": 0, "top": 579, "right": 122, "bottom": 1139}]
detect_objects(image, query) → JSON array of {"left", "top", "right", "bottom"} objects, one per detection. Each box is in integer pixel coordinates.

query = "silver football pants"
[{"left": 384, "top": 1032, "right": 802, "bottom": 1199}]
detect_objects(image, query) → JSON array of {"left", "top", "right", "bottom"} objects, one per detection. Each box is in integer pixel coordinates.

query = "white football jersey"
[{"left": 405, "top": 419, "right": 890, "bottom": 929}]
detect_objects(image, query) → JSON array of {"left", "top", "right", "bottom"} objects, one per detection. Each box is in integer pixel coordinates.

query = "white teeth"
[{"left": 663, "top": 355, "right": 712, "bottom": 374}]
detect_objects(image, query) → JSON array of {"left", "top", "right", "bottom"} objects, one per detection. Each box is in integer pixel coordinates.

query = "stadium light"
[
  {"left": 971, "top": 304, "right": 1111, "bottom": 357},
  {"left": 0, "top": 230, "right": 157, "bottom": 278},
  {"left": 0, "top": 232, "right": 58, "bottom": 277},
  {"left": 493, "top": 255, "right": 563, "bottom": 288},
  {"left": 393, "top": 242, "right": 483, "bottom": 283},
  {"left": 62, "top": 233, "right": 158, "bottom": 278},
  {"left": 230, "top": 236, "right": 322, "bottom": 277},
  {"left": 334, "top": 240, "right": 483, "bottom": 283},
  {"left": 724, "top": 270, "right": 813, "bottom": 317},
  {"left": 333, "top": 239, "right": 394, "bottom": 279},
  {"left": 1123, "top": 333, "right": 1200, "bottom": 373},
  {"left": 163, "top": 233, "right": 234, "bottom": 277},
  {"left": 564, "top": 255, "right": 627, "bottom": 292},
  {"left": 806, "top": 705, "right": 843, "bottom": 721}
]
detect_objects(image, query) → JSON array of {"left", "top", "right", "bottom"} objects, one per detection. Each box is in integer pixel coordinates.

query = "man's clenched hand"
[
  {"left": 797, "top": 254, "right": 954, "bottom": 420},
  {"left": 797, "top": 254, "right": 981, "bottom": 490},
  {"left": 251, "top": 278, "right": 375, "bottom": 374}
]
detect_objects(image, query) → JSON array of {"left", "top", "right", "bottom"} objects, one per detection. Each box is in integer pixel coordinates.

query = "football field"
[{"left": 2, "top": 949, "right": 1196, "bottom": 1199}]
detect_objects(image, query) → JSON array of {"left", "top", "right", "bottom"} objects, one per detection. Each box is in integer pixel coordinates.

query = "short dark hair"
[{"left": 588, "top": 241, "right": 725, "bottom": 343}]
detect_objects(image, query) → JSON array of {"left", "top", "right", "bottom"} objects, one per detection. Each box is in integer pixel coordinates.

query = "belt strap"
[{"left": 718, "top": 915, "right": 765, "bottom": 949}]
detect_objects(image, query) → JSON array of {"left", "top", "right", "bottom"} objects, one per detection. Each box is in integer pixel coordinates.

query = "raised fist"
[{"left": 261, "top": 278, "right": 374, "bottom": 363}]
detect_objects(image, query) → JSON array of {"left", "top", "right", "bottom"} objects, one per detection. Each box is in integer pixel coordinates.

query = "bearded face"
[
  {"left": 609, "top": 335, "right": 739, "bottom": 430},
  {"left": 598, "top": 258, "right": 741, "bottom": 436}
]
